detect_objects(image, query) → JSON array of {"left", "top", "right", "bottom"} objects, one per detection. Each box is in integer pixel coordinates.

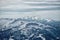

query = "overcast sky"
[{"left": 0, "top": 0, "right": 60, "bottom": 21}]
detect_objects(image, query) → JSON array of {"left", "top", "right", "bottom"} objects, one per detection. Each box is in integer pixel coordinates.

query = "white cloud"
[
  {"left": 0, "top": 0, "right": 60, "bottom": 21},
  {"left": 0, "top": 0, "right": 60, "bottom": 10},
  {"left": 23, "top": 0, "right": 60, "bottom": 2}
]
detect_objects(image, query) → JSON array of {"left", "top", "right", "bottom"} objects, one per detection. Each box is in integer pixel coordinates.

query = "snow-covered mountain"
[{"left": 0, "top": 18, "right": 60, "bottom": 40}]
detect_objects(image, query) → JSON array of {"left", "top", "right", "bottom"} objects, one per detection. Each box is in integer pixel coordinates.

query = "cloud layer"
[{"left": 0, "top": 0, "right": 60, "bottom": 21}]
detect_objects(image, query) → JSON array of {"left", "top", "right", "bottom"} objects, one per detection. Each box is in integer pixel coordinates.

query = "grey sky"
[{"left": 0, "top": 0, "right": 60, "bottom": 21}]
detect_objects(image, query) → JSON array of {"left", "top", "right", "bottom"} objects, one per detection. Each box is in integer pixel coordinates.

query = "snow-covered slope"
[{"left": 0, "top": 18, "right": 60, "bottom": 40}]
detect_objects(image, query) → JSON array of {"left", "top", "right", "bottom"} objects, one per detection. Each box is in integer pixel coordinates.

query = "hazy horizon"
[{"left": 0, "top": 0, "right": 60, "bottom": 21}]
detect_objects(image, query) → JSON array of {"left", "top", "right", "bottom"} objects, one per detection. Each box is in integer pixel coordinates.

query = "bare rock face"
[{"left": 0, "top": 18, "right": 60, "bottom": 40}]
